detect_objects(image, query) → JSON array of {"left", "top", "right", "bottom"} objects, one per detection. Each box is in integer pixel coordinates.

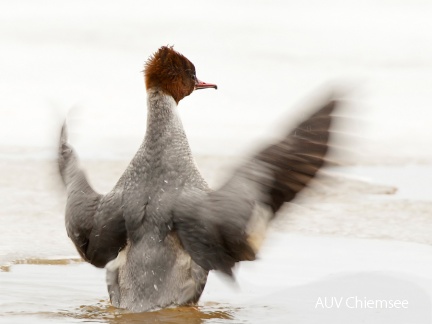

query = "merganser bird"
[{"left": 59, "top": 46, "right": 340, "bottom": 312}]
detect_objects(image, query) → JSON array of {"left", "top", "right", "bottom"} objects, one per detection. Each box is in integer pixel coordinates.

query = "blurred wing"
[
  {"left": 173, "top": 99, "right": 338, "bottom": 275},
  {"left": 59, "top": 123, "right": 127, "bottom": 268}
]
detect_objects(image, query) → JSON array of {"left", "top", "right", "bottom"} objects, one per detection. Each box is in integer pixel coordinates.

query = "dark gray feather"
[
  {"left": 173, "top": 99, "right": 339, "bottom": 275},
  {"left": 59, "top": 123, "right": 127, "bottom": 268}
]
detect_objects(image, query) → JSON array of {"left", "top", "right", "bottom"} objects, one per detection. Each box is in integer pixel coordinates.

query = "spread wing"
[
  {"left": 173, "top": 98, "right": 339, "bottom": 275},
  {"left": 59, "top": 124, "right": 127, "bottom": 268}
]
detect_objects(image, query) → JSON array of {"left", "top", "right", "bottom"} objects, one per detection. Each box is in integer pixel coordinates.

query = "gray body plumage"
[
  {"left": 59, "top": 84, "right": 339, "bottom": 312},
  {"left": 109, "top": 89, "right": 209, "bottom": 311}
]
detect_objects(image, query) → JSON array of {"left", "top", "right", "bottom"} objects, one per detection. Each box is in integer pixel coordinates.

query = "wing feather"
[
  {"left": 174, "top": 98, "right": 340, "bottom": 275},
  {"left": 59, "top": 123, "right": 127, "bottom": 268}
]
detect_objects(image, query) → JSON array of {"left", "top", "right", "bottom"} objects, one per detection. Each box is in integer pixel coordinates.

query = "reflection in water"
[
  {"left": 60, "top": 303, "right": 233, "bottom": 324},
  {"left": 3, "top": 303, "right": 233, "bottom": 324}
]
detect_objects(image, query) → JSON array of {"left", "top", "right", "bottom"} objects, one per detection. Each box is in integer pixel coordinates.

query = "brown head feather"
[{"left": 144, "top": 46, "right": 197, "bottom": 104}]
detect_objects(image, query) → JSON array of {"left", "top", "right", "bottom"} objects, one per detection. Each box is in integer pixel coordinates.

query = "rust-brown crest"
[{"left": 144, "top": 46, "right": 197, "bottom": 104}]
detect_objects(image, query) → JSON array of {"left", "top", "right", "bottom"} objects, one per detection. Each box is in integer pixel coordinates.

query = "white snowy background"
[{"left": 1, "top": 0, "right": 431, "bottom": 163}]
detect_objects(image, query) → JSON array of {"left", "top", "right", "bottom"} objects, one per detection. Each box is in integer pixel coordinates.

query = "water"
[
  {"left": 1, "top": 236, "right": 432, "bottom": 323},
  {"left": 0, "top": 260, "right": 232, "bottom": 324},
  {"left": 1, "top": 158, "right": 432, "bottom": 323},
  {"left": 2, "top": 236, "right": 432, "bottom": 323}
]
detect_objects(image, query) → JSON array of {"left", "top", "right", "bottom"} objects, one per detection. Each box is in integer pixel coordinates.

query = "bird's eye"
[{"left": 186, "top": 69, "right": 196, "bottom": 80}]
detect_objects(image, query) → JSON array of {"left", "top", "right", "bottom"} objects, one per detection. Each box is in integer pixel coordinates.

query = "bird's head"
[{"left": 144, "top": 46, "right": 217, "bottom": 104}]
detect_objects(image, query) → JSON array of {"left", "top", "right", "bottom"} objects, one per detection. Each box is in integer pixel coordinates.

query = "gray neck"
[
  {"left": 125, "top": 88, "right": 206, "bottom": 189},
  {"left": 143, "top": 88, "right": 193, "bottom": 159}
]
